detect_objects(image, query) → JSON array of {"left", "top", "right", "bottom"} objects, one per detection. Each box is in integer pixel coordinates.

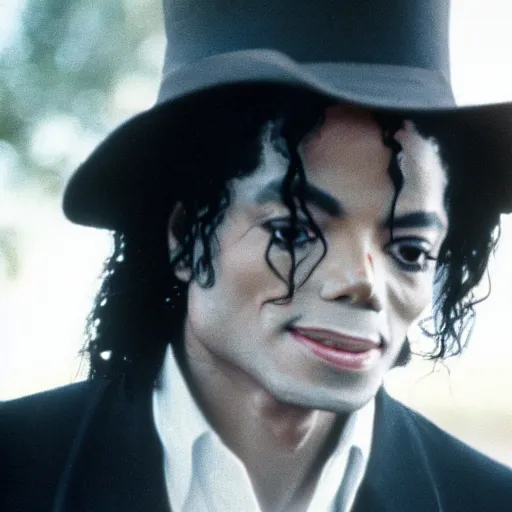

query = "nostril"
[{"left": 335, "top": 289, "right": 382, "bottom": 312}]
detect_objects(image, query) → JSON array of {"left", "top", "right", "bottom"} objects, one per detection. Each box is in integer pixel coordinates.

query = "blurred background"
[{"left": 1, "top": 0, "right": 511, "bottom": 467}]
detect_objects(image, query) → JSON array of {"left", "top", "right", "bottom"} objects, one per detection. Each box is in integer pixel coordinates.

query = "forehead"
[
  {"left": 232, "top": 105, "right": 447, "bottom": 223},
  {"left": 393, "top": 120, "right": 447, "bottom": 216}
]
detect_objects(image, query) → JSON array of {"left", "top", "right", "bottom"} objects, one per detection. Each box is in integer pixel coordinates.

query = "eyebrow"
[
  {"left": 383, "top": 211, "right": 446, "bottom": 231},
  {"left": 254, "top": 179, "right": 343, "bottom": 216},
  {"left": 254, "top": 179, "right": 445, "bottom": 231}
]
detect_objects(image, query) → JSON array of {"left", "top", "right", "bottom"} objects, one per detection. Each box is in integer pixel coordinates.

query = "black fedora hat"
[{"left": 63, "top": 0, "right": 512, "bottom": 230}]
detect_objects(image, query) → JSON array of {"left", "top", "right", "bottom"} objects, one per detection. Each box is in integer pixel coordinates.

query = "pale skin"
[{"left": 168, "top": 105, "right": 448, "bottom": 511}]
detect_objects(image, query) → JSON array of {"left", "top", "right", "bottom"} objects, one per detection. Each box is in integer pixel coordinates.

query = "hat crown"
[{"left": 163, "top": 0, "right": 450, "bottom": 78}]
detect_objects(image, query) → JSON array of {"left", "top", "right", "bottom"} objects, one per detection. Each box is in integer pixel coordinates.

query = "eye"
[
  {"left": 385, "top": 237, "right": 436, "bottom": 272},
  {"left": 264, "top": 218, "right": 318, "bottom": 249}
]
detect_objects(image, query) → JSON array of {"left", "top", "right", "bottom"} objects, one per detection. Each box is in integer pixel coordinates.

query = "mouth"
[{"left": 287, "top": 326, "right": 384, "bottom": 371}]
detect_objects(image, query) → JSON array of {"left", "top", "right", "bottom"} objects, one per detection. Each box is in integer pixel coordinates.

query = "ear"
[{"left": 168, "top": 202, "right": 192, "bottom": 283}]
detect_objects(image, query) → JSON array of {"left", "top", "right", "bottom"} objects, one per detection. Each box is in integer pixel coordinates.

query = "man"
[{"left": 2, "top": 0, "right": 512, "bottom": 511}]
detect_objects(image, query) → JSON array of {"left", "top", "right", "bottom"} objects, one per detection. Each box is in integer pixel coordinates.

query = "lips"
[
  {"left": 288, "top": 326, "right": 383, "bottom": 371},
  {"left": 290, "top": 327, "right": 380, "bottom": 353}
]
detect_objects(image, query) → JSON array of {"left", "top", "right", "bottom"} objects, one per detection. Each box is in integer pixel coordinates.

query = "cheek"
[
  {"left": 387, "top": 270, "right": 434, "bottom": 330},
  {"left": 187, "top": 229, "right": 288, "bottom": 324},
  {"left": 218, "top": 228, "right": 290, "bottom": 303}
]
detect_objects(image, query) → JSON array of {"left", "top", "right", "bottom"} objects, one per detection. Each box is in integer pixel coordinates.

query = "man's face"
[{"left": 178, "top": 106, "right": 448, "bottom": 413}]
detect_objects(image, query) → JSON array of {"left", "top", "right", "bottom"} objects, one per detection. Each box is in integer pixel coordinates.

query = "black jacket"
[{"left": 2, "top": 379, "right": 512, "bottom": 511}]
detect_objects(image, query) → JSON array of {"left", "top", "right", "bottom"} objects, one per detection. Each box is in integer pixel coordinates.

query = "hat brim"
[{"left": 63, "top": 50, "right": 512, "bottom": 229}]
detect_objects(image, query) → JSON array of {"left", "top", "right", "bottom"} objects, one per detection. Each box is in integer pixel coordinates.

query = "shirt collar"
[
  {"left": 153, "top": 344, "right": 375, "bottom": 512},
  {"left": 306, "top": 394, "right": 374, "bottom": 511},
  {"left": 341, "top": 394, "right": 374, "bottom": 464},
  {"left": 153, "top": 344, "right": 214, "bottom": 511}
]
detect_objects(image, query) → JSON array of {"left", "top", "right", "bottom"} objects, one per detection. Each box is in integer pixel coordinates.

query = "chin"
[
  {"left": 261, "top": 372, "right": 383, "bottom": 414},
  {"left": 314, "top": 388, "right": 380, "bottom": 414}
]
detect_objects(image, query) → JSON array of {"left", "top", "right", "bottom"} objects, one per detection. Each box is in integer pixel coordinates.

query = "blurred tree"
[{"left": 0, "top": 0, "right": 163, "bottom": 278}]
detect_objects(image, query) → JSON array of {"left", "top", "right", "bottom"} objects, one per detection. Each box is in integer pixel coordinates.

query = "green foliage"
[
  {"left": 2, "top": 0, "right": 162, "bottom": 176},
  {"left": 0, "top": 228, "right": 20, "bottom": 279},
  {"left": 0, "top": 0, "right": 163, "bottom": 279}
]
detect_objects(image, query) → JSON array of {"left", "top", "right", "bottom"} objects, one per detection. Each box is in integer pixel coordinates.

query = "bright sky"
[
  {"left": 0, "top": 1, "right": 26, "bottom": 54},
  {"left": 450, "top": 0, "right": 512, "bottom": 104}
]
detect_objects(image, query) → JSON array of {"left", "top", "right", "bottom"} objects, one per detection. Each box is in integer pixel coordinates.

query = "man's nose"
[{"left": 319, "top": 243, "right": 383, "bottom": 312}]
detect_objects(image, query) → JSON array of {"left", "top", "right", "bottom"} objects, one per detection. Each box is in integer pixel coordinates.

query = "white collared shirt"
[{"left": 153, "top": 345, "right": 375, "bottom": 512}]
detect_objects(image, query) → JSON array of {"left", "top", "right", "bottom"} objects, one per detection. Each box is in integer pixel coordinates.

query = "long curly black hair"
[{"left": 82, "top": 85, "right": 502, "bottom": 389}]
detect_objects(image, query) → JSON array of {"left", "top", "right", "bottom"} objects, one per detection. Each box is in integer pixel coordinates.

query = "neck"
[{"left": 178, "top": 336, "right": 348, "bottom": 511}]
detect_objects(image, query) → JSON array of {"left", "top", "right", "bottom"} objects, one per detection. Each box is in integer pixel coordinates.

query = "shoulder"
[
  {"left": 0, "top": 380, "right": 110, "bottom": 510},
  {"left": 0, "top": 380, "right": 107, "bottom": 435},
  {"left": 384, "top": 392, "right": 512, "bottom": 508}
]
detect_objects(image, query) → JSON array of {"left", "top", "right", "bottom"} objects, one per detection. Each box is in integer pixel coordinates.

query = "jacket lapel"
[
  {"left": 58, "top": 379, "right": 170, "bottom": 512},
  {"left": 57, "top": 380, "right": 442, "bottom": 511},
  {"left": 352, "top": 389, "right": 442, "bottom": 512}
]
